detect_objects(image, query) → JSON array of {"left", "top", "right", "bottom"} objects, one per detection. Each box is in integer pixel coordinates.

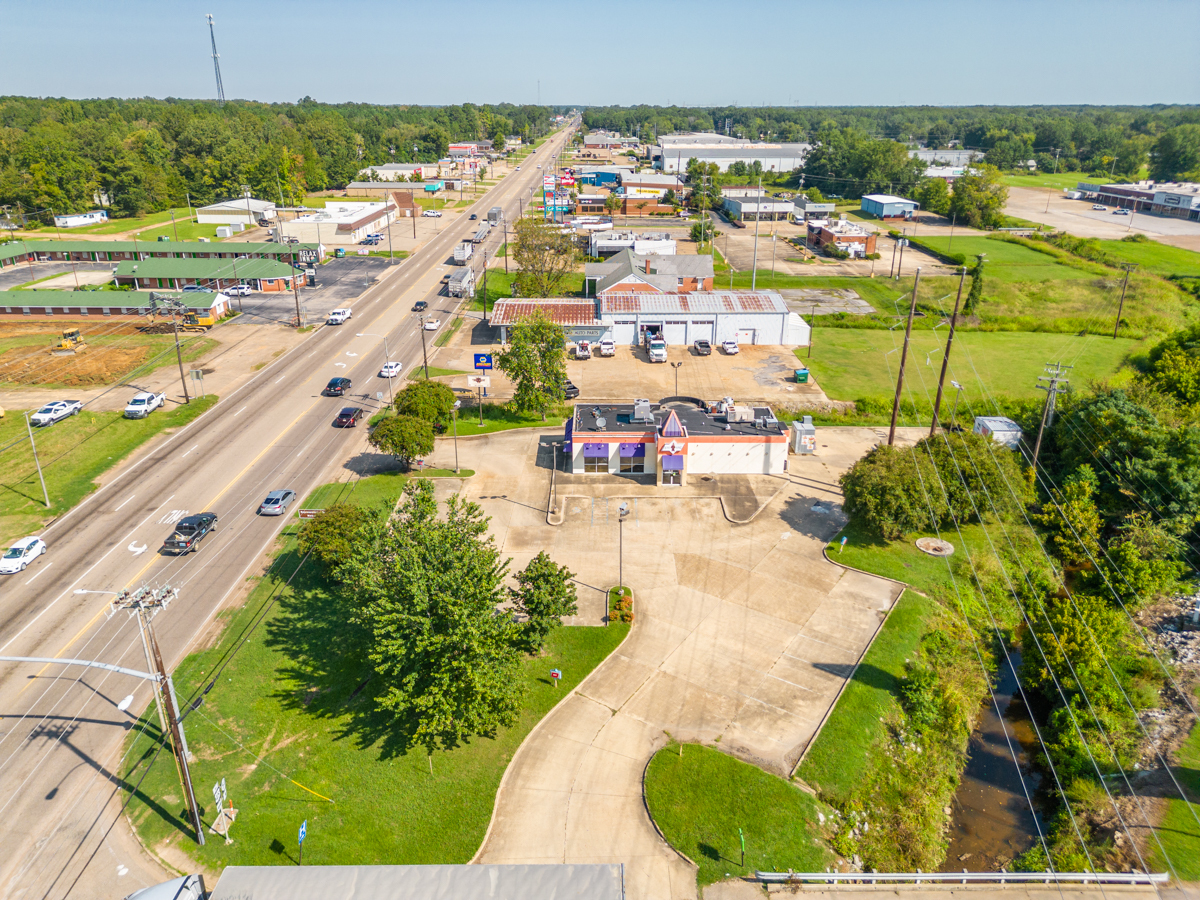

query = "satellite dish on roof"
[{"left": 596, "top": 417, "right": 607, "bottom": 428}]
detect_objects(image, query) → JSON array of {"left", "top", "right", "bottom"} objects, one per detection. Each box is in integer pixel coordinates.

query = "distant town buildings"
[
  {"left": 652, "top": 133, "right": 810, "bottom": 174},
  {"left": 1076, "top": 180, "right": 1200, "bottom": 220}
]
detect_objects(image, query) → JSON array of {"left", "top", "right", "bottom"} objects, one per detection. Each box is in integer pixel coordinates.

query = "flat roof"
[
  {"left": 489, "top": 299, "right": 602, "bottom": 327},
  {"left": 199, "top": 197, "right": 275, "bottom": 212},
  {"left": 114, "top": 257, "right": 296, "bottom": 279},
  {"left": 861, "top": 194, "right": 917, "bottom": 205},
  {"left": 573, "top": 399, "right": 784, "bottom": 438},
  {"left": 599, "top": 291, "right": 787, "bottom": 315}
]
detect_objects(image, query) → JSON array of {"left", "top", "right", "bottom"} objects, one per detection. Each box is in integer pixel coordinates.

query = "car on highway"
[
  {"left": 536, "top": 164, "right": 542, "bottom": 169},
  {"left": 30, "top": 400, "right": 83, "bottom": 427},
  {"left": 162, "top": 513, "right": 217, "bottom": 555},
  {"left": 379, "top": 361, "right": 403, "bottom": 378},
  {"left": 721, "top": 340, "right": 740, "bottom": 355},
  {"left": 327, "top": 308, "right": 352, "bottom": 325},
  {"left": 423, "top": 319, "right": 441, "bottom": 330},
  {"left": 412, "top": 300, "right": 428, "bottom": 312},
  {"left": 562, "top": 380, "right": 580, "bottom": 400},
  {"left": 225, "top": 283, "right": 252, "bottom": 296},
  {"left": 515, "top": 166, "right": 521, "bottom": 171},
  {"left": 323, "top": 377, "right": 352, "bottom": 397},
  {"left": 334, "top": 406, "right": 365, "bottom": 427},
  {"left": 1114, "top": 208, "right": 1130, "bottom": 215},
  {"left": 1092, "top": 204, "right": 1107, "bottom": 211},
  {"left": 469, "top": 213, "right": 477, "bottom": 220},
  {"left": 258, "top": 489, "right": 296, "bottom": 516},
  {"left": 124, "top": 391, "right": 165, "bottom": 419},
  {"left": 0, "top": 536, "right": 47, "bottom": 574},
  {"left": 693, "top": 339, "right": 712, "bottom": 356},
  {"left": 597, "top": 340, "right": 615, "bottom": 357},
  {"left": 181, "top": 284, "right": 213, "bottom": 293}
]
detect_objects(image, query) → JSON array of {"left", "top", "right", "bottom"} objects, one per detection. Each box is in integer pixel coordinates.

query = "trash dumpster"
[
  {"left": 334, "top": 247, "right": 346, "bottom": 258},
  {"left": 794, "top": 368, "right": 809, "bottom": 384}
]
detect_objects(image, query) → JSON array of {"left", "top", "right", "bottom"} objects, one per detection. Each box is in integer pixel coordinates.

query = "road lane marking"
[
  {"left": 113, "top": 495, "right": 135, "bottom": 512},
  {"left": 24, "top": 563, "right": 52, "bottom": 585},
  {"left": 233, "top": 405, "right": 247, "bottom": 417},
  {"left": 181, "top": 444, "right": 199, "bottom": 458},
  {"left": 275, "top": 373, "right": 288, "bottom": 383}
]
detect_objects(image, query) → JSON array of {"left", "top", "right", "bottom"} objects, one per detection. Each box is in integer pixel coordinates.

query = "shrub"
[
  {"left": 299, "top": 503, "right": 369, "bottom": 574},
  {"left": 395, "top": 379, "right": 456, "bottom": 423}
]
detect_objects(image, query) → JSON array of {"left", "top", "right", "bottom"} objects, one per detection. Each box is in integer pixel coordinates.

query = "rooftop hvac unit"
[
  {"left": 632, "top": 399, "right": 654, "bottom": 424},
  {"left": 725, "top": 405, "right": 755, "bottom": 423}
]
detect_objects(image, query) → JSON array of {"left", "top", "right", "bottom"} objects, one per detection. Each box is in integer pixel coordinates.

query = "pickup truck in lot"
[
  {"left": 124, "top": 391, "right": 166, "bottom": 419},
  {"left": 162, "top": 513, "right": 218, "bottom": 554}
]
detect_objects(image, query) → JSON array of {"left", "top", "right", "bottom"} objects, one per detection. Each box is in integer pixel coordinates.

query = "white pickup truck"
[{"left": 124, "top": 391, "right": 166, "bottom": 419}]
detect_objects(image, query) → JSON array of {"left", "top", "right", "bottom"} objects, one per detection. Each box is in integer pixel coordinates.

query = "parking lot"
[{"left": 230, "top": 256, "right": 395, "bottom": 325}]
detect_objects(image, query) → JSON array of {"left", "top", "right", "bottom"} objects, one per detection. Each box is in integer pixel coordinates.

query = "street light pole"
[
  {"left": 670, "top": 361, "right": 683, "bottom": 396},
  {"left": 357, "top": 332, "right": 394, "bottom": 405},
  {"left": 452, "top": 400, "right": 461, "bottom": 473},
  {"left": 618, "top": 502, "right": 630, "bottom": 601}
]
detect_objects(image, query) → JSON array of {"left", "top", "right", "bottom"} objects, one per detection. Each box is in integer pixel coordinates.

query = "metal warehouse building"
[
  {"left": 860, "top": 194, "right": 918, "bottom": 219},
  {"left": 599, "top": 291, "right": 807, "bottom": 346}
]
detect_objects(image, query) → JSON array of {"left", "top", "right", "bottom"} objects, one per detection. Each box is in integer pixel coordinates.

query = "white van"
[{"left": 327, "top": 308, "right": 352, "bottom": 325}]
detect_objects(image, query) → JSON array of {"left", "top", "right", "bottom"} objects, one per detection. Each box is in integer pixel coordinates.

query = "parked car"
[
  {"left": 181, "top": 284, "right": 213, "bottom": 293},
  {"left": 258, "top": 490, "right": 296, "bottom": 516},
  {"left": 162, "top": 513, "right": 217, "bottom": 555},
  {"left": 323, "top": 377, "right": 352, "bottom": 397},
  {"left": 575, "top": 341, "right": 591, "bottom": 359},
  {"left": 422, "top": 210, "right": 442, "bottom": 218},
  {"left": 423, "top": 319, "right": 441, "bottom": 330},
  {"left": 412, "top": 300, "right": 428, "bottom": 312},
  {"left": 469, "top": 213, "right": 478, "bottom": 220},
  {"left": 562, "top": 380, "right": 580, "bottom": 400},
  {"left": 124, "top": 391, "right": 165, "bottom": 419},
  {"left": 1092, "top": 204, "right": 1107, "bottom": 211},
  {"left": 379, "top": 361, "right": 402, "bottom": 378},
  {"left": 722, "top": 340, "right": 740, "bottom": 355},
  {"left": 256, "top": 218, "right": 272, "bottom": 228},
  {"left": 334, "top": 407, "right": 365, "bottom": 427},
  {"left": 597, "top": 340, "right": 616, "bottom": 357},
  {"left": 225, "top": 283, "right": 252, "bottom": 296},
  {"left": 693, "top": 339, "right": 712, "bottom": 356},
  {"left": 31, "top": 400, "right": 83, "bottom": 426},
  {"left": 1114, "top": 209, "right": 1130, "bottom": 215},
  {"left": 0, "top": 536, "right": 46, "bottom": 574}
]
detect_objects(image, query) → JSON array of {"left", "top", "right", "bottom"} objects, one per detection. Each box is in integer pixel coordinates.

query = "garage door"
[
  {"left": 611, "top": 320, "right": 636, "bottom": 345},
  {"left": 689, "top": 320, "right": 714, "bottom": 343},
  {"left": 736, "top": 329, "right": 756, "bottom": 345},
  {"left": 663, "top": 321, "right": 688, "bottom": 344}
]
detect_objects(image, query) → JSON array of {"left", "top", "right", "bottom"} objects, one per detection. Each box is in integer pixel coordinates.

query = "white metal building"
[
  {"left": 588, "top": 231, "right": 676, "bottom": 257},
  {"left": 599, "top": 291, "right": 807, "bottom": 346},
  {"left": 723, "top": 194, "right": 794, "bottom": 221},
  {"left": 52, "top": 210, "right": 108, "bottom": 228},
  {"left": 653, "top": 133, "right": 810, "bottom": 174},
  {"left": 196, "top": 197, "right": 277, "bottom": 225}
]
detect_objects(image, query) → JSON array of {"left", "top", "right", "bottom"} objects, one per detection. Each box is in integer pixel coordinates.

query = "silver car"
[{"left": 258, "top": 490, "right": 296, "bottom": 516}]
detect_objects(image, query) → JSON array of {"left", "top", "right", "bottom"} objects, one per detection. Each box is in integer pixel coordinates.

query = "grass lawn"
[
  {"left": 121, "top": 474, "right": 629, "bottom": 869},
  {"left": 910, "top": 236, "right": 1092, "bottom": 281},
  {"left": 1146, "top": 686, "right": 1200, "bottom": 880},
  {"left": 804, "top": 328, "right": 1141, "bottom": 415},
  {"left": 29, "top": 207, "right": 194, "bottom": 236},
  {"left": 450, "top": 403, "right": 569, "bottom": 438},
  {"left": 796, "top": 589, "right": 937, "bottom": 802},
  {"left": 1094, "top": 239, "right": 1200, "bottom": 279},
  {"left": 645, "top": 743, "right": 833, "bottom": 885},
  {"left": 434, "top": 317, "right": 462, "bottom": 347},
  {"left": 407, "top": 366, "right": 466, "bottom": 380},
  {"left": 0, "top": 395, "right": 217, "bottom": 545},
  {"left": 130, "top": 218, "right": 231, "bottom": 243},
  {"left": 1001, "top": 172, "right": 1092, "bottom": 192}
]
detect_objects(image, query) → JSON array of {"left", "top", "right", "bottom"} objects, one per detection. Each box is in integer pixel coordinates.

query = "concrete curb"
[{"left": 640, "top": 752, "right": 701, "bottom": 873}]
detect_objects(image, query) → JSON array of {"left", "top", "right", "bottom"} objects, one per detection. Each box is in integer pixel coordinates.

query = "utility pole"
[
  {"left": 889, "top": 237, "right": 899, "bottom": 278},
  {"left": 291, "top": 248, "right": 302, "bottom": 327},
  {"left": 1113, "top": 264, "right": 1135, "bottom": 339},
  {"left": 887, "top": 268, "right": 922, "bottom": 446},
  {"left": 24, "top": 412, "right": 51, "bottom": 508},
  {"left": 808, "top": 304, "right": 815, "bottom": 359},
  {"left": 417, "top": 315, "right": 430, "bottom": 379},
  {"left": 929, "top": 267, "right": 968, "bottom": 436},
  {"left": 172, "top": 314, "right": 192, "bottom": 403},
  {"left": 1032, "top": 363, "right": 1071, "bottom": 467}
]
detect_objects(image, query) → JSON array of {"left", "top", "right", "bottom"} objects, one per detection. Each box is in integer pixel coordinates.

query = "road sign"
[
  {"left": 474, "top": 353, "right": 493, "bottom": 371},
  {"left": 298, "top": 509, "right": 325, "bottom": 519},
  {"left": 550, "top": 668, "right": 562, "bottom": 687},
  {"left": 299, "top": 819, "right": 307, "bottom": 844},
  {"left": 467, "top": 375, "right": 491, "bottom": 388}
]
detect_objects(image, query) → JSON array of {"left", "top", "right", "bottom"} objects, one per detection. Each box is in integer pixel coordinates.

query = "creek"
[{"left": 942, "top": 651, "right": 1047, "bottom": 872}]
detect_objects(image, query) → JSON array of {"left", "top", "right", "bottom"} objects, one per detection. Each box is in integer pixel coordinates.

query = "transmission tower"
[{"left": 207, "top": 14, "right": 226, "bottom": 106}]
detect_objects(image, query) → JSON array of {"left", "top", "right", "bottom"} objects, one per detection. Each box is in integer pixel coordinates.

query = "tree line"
[{"left": 0, "top": 96, "right": 552, "bottom": 222}]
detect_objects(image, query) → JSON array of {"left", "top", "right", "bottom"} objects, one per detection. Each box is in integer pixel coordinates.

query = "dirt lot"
[{"left": 0, "top": 320, "right": 183, "bottom": 387}]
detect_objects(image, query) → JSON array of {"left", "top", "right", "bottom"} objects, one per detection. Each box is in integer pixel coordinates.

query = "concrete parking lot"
[
  {"left": 230, "top": 256, "right": 394, "bottom": 325},
  {"left": 0, "top": 260, "right": 113, "bottom": 291},
  {"left": 1006, "top": 186, "right": 1200, "bottom": 252}
]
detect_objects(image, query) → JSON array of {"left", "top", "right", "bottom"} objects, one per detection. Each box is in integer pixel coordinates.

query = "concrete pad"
[
  {"left": 621, "top": 672, "right": 739, "bottom": 741},
  {"left": 579, "top": 652, "right": 659, "bottom": 711}
]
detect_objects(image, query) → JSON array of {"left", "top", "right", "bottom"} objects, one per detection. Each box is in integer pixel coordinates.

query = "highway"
[{"left": 0, "top": 125, "right": 573, "bottom": 900}]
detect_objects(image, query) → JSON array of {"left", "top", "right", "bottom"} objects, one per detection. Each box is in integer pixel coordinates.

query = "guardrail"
[{"left": 754, "top": 871, "right": 1169, "bottom": 886}]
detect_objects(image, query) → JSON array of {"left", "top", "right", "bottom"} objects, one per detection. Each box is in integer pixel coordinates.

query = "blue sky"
[{"left": 7, "top": 0, "right": 1198, "bottom": 107}]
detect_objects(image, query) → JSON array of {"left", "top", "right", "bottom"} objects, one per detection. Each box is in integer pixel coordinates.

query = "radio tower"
[{"left": 207, "top": 14, "right": 226, "bottom": 106}]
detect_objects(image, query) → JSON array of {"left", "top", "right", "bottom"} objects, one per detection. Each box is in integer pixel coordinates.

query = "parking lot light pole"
[
  {"left": 618, "top": 502, "right": 630, "bottom": 602},
  {"left": 670, "top": 361, "right": 683, "bottom": 396},
  {"left": 452, "top": 400, "right": 461, "bottom": 473},
  {"left": 357, "top": 332, "right": 394, "bottom": 405}
]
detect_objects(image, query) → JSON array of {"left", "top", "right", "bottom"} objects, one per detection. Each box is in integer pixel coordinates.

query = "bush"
[
  {"left": 394, "top": 379, "right": 456, "bottom": 423},
  {"left": 369, "top": 414, "right": 434, "bottom": 468},
  {"left": 298, "top": 503, "right": 369, "bottom": 574}
]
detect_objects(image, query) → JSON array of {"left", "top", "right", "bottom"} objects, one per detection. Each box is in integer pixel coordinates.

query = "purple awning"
[
  {"left": 583, "top": 442, "right": 608, "bottom": 458},
  {"left": 619, "top": 443, "right": 646, "bottom": 457},
  {"left": 660, "top": 454, "right": 683, "bottom": 470}
]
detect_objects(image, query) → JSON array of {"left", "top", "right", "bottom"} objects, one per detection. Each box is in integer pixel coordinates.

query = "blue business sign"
[{"left": 474, "top": 353, "right": 493, "bottom": 371}]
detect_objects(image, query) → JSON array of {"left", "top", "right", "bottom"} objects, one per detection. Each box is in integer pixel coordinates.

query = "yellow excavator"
[
  {"left": 50, "top": 328, "right": 88, "bottom": 356},
  {"left": 179, "top": 312, "right": 215, "bottom": 333}
]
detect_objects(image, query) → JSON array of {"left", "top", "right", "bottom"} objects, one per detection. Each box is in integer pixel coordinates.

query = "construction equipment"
[
  {"left": 50, "top": 328, "right": 88, "bottom": 356},
  {"left": 180, "top": 312, "right": 214, "bottom": 333}
]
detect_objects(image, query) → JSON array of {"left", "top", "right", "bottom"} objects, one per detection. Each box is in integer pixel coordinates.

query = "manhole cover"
[{"left": 916, "top": 537, "right": 954, "bottom": 557}]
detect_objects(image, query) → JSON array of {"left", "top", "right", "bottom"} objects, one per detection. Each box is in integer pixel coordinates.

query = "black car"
[
  {"left": 693, "top": 339, "right": 712, "bottom": 356},
  {"left": 323, "top": 377, "right": 352, "bottom": 396},
  {"left": 562, "top": 380, "right": 580, "bottom": 400},
  {"left": 469, "top": 213, "right": 478, "bottom": 220},
  {"left": 334, "top": 406, "right": 364, "bottom": 427},
  {"left": 162, "top": 512, "right": 218, "bottom": 555},
  {"left": 412, "top": 300, "right": 428, "bottom": 312}
]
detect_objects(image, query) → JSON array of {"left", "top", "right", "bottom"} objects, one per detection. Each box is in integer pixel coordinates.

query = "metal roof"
[
  {"left": 0, "top": 289, "right": 224, "bottom": 310},
  {"left": 489, "top": 299, "right": 601, "bottom": 327},
  {"left": 114, "top": 257, "right": 296, "bottom": 279},
  {"left": 12, "top": 239, "right": 319, "bottom": 256},
  {"left": 598, "top": 291, "right": 787, "bottom": 315},
  {"left": 199, "top": 197, "right": 275, "bottom": 213},
  {"left": 861, "top": 194, "right": 916, "bottom": 205}
]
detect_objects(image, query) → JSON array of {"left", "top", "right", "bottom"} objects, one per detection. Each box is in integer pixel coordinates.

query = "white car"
[
  {"left": 423, "top": 319, "right": 441, "bottom": 331},
  {"left": 1092, "top": 204, "right": 1107, "bottom": 211},
  {"left": 124, "top": 391, "right": 165, "bottom": 419},
  {"left": 1113, "top": 209, "right": 1130, "bottom": 216},
  {"left": 597, "top": 340, "right": 616, "bottom": 357},
  {"left": 30, "top": 400, "right": 83, "bottom": 427},
  {"left": 225, "top": 283, "right": 252, "bottom": 296},
  {"left": 0, "top": 536, "right": 46, "bottom": 574},
  {"left": 379, "top": 361, "right": 403, "bottom": 378},
  {"left": 422, "top": 210, "right": 442, "bottom": 218},
  {"left": 722, "top": 340, "right": 740, "bottom": 355}
]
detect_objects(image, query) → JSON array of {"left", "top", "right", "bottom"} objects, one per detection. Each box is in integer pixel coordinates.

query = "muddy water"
[{"left": 942, "top": 652, "right": 1046, "bottom": 871}]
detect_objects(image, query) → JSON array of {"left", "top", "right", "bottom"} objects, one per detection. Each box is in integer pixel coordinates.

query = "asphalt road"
[{"left": 0, "top": 126, "right": 573, "bottom": 900}]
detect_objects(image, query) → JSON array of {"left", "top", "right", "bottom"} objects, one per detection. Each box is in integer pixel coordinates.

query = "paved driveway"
[{"left": 420, "top": 426, "right": 914, "bottom": 900}]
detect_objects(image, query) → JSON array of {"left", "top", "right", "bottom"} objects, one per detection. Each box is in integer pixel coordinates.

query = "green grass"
[
  {"left": 1092, "top": 239, "right": 1200, "bottom": 279},
  {"left": 1146, "top": 686, "right": 1200, "bottom": 880},
  {"left": 1000, "top": 172, "right": 1092, "bottom": 191},
  {"left": 796, "top": 589, "right": 938, "bottom": 802},
  {"left": 434, "top": 317, "right": 462, "bottom": 347},
  {"left": 407, "top": 366, "right": 466, "bottom": 380},
  {"left": 25, "top": 207, "right": 194, "bottom": 236},
  {"left": 804, "top": 328, "right": 1141, "bottom": 417},
  {"left": 10, "top": 272, "right": 64, "bottom": 289},
  {"left": 132, "top": 218, "right": 231, "bottom": 243},
  {"left": 0, "top": 395, "right": 217, "bottom": 545},
  {"left": 120, "top": 476, "right": 629, "bottom": 868},
  {"left": 911, "top": 236, "right": 1093, "bottom": 281},
  {"left": 645, "top": 743, "right": 833, "bottom": 885},
  {"left": 450, "top": 403, "right": 570, "bottom": 437},
  {"left": 362, "top": 250, "right": 409, "bottom": 260}
]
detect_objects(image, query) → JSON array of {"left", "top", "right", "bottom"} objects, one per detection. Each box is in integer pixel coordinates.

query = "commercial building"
[
  {"left": 924, "top": 166, "right": 971, "bottom": 187},
  {"left": 575, "top": 194, "right": 609, "bottom": 214},
  {"left": 723, "top": 194, "right": 794, "bottom": 221},
  {"left": 357, "top": 163, "right": 437, "bottom": 181},
  {"left": 1076, "top": 181, "right": 1200, "bottom": 220},
  {"left": 583, "top": 131, "right": 623, "bottom": 150},
  {"left": 585, "top": 249, "right": 714, "bottom": 296},
  {"left": 113, "top": 257, "right": 300, "bottom": 292},
  {"left": 791, "top": 196, "right": 836, "bottom": 221},
  {"left": 620, "top": 173, "right": 683, "bottom": 198},
  {"left": 448, "top": 141, "right": 492, "bottom": 158},
  {"left": 653, "top": 133, "right": 810, "bottom": 174},
  {"left": 52, "top": 210, "right": 108, "bottom": 228},
  {"left": 208, "top": 864, "right": 624, "bottom": 900},
  {"left": 0, "top": 289, "right": 230, "bottom": 319},
  {"left": 577, "top": 166, "right": 633, "bottom": 186},
  {"left": 567, "top": 398, "right": 789, "bottom": 485},
  {"left": 587, "top": 231, "right": 676, "bottom": 258},
  {"left": 860, "top": 194, "right": 918, "bottom": 219},
  {"left": 807, "top": 219, "right": 878, "bottom": 258},
  {"left": 196, "top": 197, "right": 277, "bottom": 225},
  {"left": 288, "top": 201, "right": 397, "bottom": 243},
  {"left": 490, "top": 298, "right": 605, "bottom": 344},
  {"left": 910, "top": 148, "right": 978, "bottom": 167}
]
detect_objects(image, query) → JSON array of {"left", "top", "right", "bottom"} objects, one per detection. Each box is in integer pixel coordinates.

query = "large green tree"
[
  {"left": 947, "top": 164, "right": 1008, "bottom": 229},
  {"left": 511, "top": 551, "right": 578, "bottom": 649},
  {"left": 511, "top": 217, "right": 578, "bottom": 298},
  {"left": 1150, "top": 125, "right": 1200, "bottom": 182},
  {"left": 369, "top": 414, "right": 434, "bottom": 469},
  {"left": 395, "top": 379, "right": 456, "bottom": 424},
  {"left": 496, "top": 307, "right": 568, "bottom": 418}
]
